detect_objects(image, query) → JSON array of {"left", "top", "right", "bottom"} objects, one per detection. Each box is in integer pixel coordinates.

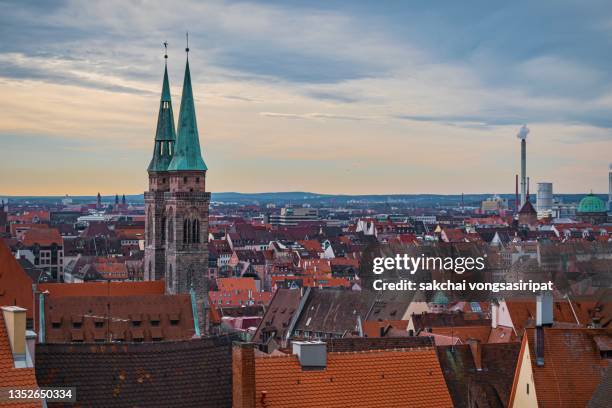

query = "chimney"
[
  {"left": 536, "top": 293, "right": 553, "bottom": 327},
  {"left": 466, "top": 338, "right": 482, "bottom": 371},
  {"left": 535, "top": 326, "right": 545, "bottom": 366},
  {"left": 233, "top": 342, "right": 256, "bottom": 408},
  {"left": 491, "top": 302, "right": 498, "bottom": 329},
  {"left": 535, "top": 292, "right": 552, "bottom": 367},
  {"left": 515, "top": 174, "right": 519, "bottom": 210},
  {"left": 1, "top": 306, "right": 27, "bottom": 367},
  {"left": 292, "top": 341, "right": 327, "bottom": 369}
]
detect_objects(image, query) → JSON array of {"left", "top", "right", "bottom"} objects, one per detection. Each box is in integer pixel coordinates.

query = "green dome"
[
  {"left": 577, "top": 193, "right": 606, "bottom": 213},
  {"left": 431, "top": 290, "right": 449, "bottom": 305}
]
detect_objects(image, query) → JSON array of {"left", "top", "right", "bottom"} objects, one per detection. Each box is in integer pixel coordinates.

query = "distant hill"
[{"left": 1, "top": 191, "right": 606, "bottom": 207}]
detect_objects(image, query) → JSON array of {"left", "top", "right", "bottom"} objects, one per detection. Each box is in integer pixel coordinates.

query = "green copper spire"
[
  {"left": 147, "top": 60, "right": 176, "bottom": 173},
  {"left": 167, "top": 58, "right": 208, "bottom": 172}
]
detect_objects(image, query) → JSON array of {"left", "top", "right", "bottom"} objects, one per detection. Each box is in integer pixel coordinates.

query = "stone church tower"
[{"left": 145, "top": 48, "right": 210, "bottom": 333}]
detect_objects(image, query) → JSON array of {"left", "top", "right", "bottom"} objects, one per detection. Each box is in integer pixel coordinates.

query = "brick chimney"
[
  {"left": 233, "top": 342, "right": 256, "bottom": 408},
  {"left": 466, "top": 338, "right": 482, "bottom": 371},
  {"left": 2, "top": 306, "right": 27, "bottom": 367}
]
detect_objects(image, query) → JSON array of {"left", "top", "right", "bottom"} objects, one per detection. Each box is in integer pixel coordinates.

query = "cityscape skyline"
[{"left": 1, "top": 1, "right": 612, "bottom": 195}]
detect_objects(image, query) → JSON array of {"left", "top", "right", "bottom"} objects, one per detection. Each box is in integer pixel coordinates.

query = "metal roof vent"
[{"left": 292, "top": 341, "right": 326, "bottom": 369}]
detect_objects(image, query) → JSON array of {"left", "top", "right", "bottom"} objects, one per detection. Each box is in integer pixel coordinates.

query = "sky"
[{"left": 0, "top": 0, "right": 611, "bottom": 196}]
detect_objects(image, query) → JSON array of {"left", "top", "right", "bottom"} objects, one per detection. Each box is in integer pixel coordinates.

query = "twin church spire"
[{"left": 148, "top": 41, "right": 207, "bottom": 173}]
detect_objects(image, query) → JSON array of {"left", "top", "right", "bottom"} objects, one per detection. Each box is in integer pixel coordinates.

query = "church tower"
[
  {"left": 144, "top": 45, "right": 176, "bottom": 281},
  {"left": 165, "top": 47, "right": 210, "bottom": 332}
]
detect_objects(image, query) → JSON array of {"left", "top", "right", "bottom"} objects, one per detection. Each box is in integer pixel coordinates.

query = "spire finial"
[
  {"left": 185, "top": 32, "right": 190, "bottom": 57},
  {"left": 163, "top": 41, "right": 168, "bottom": 64}
]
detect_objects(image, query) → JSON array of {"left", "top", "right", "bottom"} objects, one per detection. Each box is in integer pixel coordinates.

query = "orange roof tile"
[
  {"left": 506, "top": 299, "right": 595, "bottom": 333},
  {"left": 8, "top": 210, "right": 50, "bottom": 224},
  {"left": 361, "top": 320, "right": 408, "bottom": 338},
  {"left": 254, "top": 348, "right": 453, "bottom": 407},
  {"left": 217, "top": 277, "right": 257, "bottom": 292},
  {"left": 37, "top": 280, "right": 165, "bottom": 298},
  {"left": 21, "top": 228, "right": 62, "bottom": 247},
  {"left": 430, "top": 326, "right": 492, "bottom": 344},
  {"left": 0, "top": 239, "right": 34, "bottom": 319},
  {"left": 298, "top": 240, "right": 322, "bottom": 252},
  {"left": 0, "top": 312, "right": 41, "bottom": 408},
  {"left": 525, "top": 327, "right": 610, "bottom": 407}
]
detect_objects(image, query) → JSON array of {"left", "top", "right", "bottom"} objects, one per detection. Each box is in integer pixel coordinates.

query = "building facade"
[{"left": 144, "top": 51, "right": 210, "bottom": 332}]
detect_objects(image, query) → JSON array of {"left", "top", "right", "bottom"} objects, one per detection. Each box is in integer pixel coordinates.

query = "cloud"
[
  {"left": 0, "top": 0, "right": 611, "bottom": 195},
  {"left": 259, "top": 112, "right": 365, "bottom": 121}
]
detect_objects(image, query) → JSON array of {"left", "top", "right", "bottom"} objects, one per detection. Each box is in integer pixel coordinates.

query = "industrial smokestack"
[
  {"left": 608, "top": 163, "right": 612, "bottom": 212},
  {"left": 515, "top": 174, "right": 519, "bottom": 210},
  {"left": 517, "top": 125, "right": 529, "bottom": 208}
]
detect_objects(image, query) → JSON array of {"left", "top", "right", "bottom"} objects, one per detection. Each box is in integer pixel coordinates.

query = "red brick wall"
[{"left": 232, "top": 343, "right": 256, "bottom": 408}]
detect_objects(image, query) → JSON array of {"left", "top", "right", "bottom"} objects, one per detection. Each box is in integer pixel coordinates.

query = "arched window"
[
  {"left": 161, "top": 214, "right": 166, "bottom": 243},
  {"left": 183, "top": 219, "right": 188, "bottom": 243},
  {"left": 192, "top": 219, "right": 198, "bottom": 244},
  {"left": 167, "top": 209, "right": 174, "bottom": 243},
  {"left": 147, "top": 208, "right": 153, "bottom": 244},
  {"left": 168, "top": 264, "right": 173, "bottom": 290}
]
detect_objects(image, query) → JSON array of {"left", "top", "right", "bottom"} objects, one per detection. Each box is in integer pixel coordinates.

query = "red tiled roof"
[
  {"left": 10, "top": 223, "right": 48, "bottom": 238},
  {"left": 0, "top": 239, "right": 34, "bottom": 319},
  {"left": 254, "top": 348, "right": 453, "bottom": 407},
  {"left": 21, "top": 228, "right": 62, "bottom": 247},
  {"left": 505, "top": 299, "right": 595, "bottom": 333},
  {"left": 38, "top": 280, "right": 165, "bottom": 298},
  {"left": 43, "top": 294, "right": 195, "bottom": 343},
  {"left": 210, "top": 278, "right": 273, "bottom": 308},
  {"left": 524, "top": 328, "right": 610, "bottom": 408},
  {"left": 429, "top": 326, "right": 492, "bottom": 344},
  {"left": 298, "top": 240, "right": 322, "bottom": 252},
  {"left": 361, "top": 320, "right": 408, "bottom": 338},
  {"left": 0, "top": 312, "right": 41, "bottom": 408},
  {"left": 217, "top": 277, "right": 257, "bottom": 292},
  {"left": 8, "top": 210, "right": 50, "bottom": 224},
  {"left": 94, "top": 261, "right": 129, "bottom": 280}
]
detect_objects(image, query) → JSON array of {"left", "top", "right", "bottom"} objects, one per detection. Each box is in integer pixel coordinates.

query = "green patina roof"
[
  {"left": 167, "top": 59, "right": 207, "bottom": 172},
  {"left": 148, "top": 65, "right": 176, "bottom": 172},
  {"left": 577, "top": 193, "right": 606, "bottom": 213},
  {"left": 432, "top": 290, "right": 449, "bottom": 305}
]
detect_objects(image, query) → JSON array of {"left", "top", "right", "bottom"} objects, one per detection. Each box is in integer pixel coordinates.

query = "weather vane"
[
  {"left": 185, "top": 32, "right": 190, "bottom": 56},
  {"left": 163, "top": 41, "right": 168, "bottom": 62}
]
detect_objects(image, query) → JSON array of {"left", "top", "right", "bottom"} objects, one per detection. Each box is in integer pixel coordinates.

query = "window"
[
  {"left": 52, "top": 322, "right": 61, "bottom": 329},
  {"left": 168, "top": 264, "right": 173, "bottom": 290},
  {"left": 170, "top": 319, "right": 179, "bottom": 326},
  {"left": 167, "top": 209, "right": 174, "bottom": 243},
  {"left": 183, "top": 219, "right": 189, "bottom": 243},
  {"left": 94, "top": 321, "right": 104, "bottom": 328},
  {"left": 150, "top": 320, "right": 160, "bottom": 327},
  {"left": 192, "top": 219, "right": 199, "bottom": 244},
  {"left": 526, "top": 384, "right": 529, "bottom": 395},
  {"left": 196, "top": 177, "right": 200, "bottom": 183},
  {"left": 72, "top": 322, "right": 82, "bottom": 329},
  {"left": 161, "top": 215, "right": 166, "bottom": 242},
  {"left": 132, "top": 321, "right": 141, "bottom": 327},
  {"left": 183, "top": 176, "right": 188, "bottom": 183}
]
